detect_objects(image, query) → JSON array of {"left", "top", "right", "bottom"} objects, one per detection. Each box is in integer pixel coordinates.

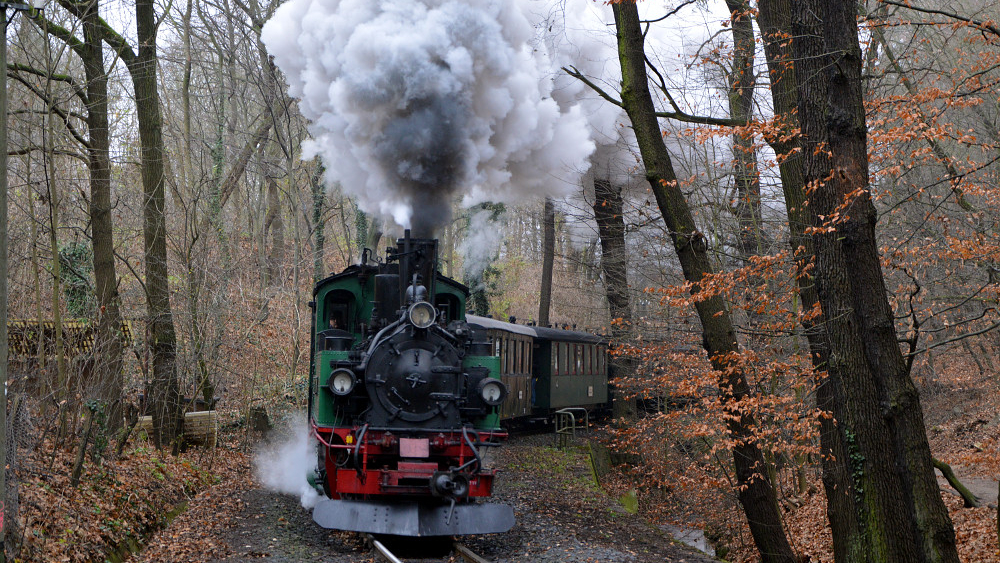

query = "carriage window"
[
  {"left": 599, "top": 348, "right": 605, "bottom": 374},
  {"left": 585, "top": 344, "right": 592, "bottom": 374},
  {"left": 552, "top": 345, "right": 558, "bottom": 375},
  {"left": 559, "top": 343, "right": 567, "bottom": 375}
]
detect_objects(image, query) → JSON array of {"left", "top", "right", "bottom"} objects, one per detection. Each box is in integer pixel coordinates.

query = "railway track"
[{"left": 368, "top": 534, "right": 492, "bottom": 563}]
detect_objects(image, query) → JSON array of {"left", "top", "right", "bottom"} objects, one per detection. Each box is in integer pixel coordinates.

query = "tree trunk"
[
  {"left": 82, "top": 0, "right": 124, "bottom": 432},
  {"left": 365, "top": 216, "right": 383, "bottom": 260},
  {"left": 135, "top": 0, "right": 182, "bottom": 449},
  {"left": 26, "top": 164, "right": 45, "bottom": 379},
  {"left": 311, "top": 161, "right": 326, "bottom": 281},
  {"left": 443, "top": 222, "right": 454, "bottom": 277},
  {"left": 538, "top": 197, "right": 555, "bottom": 327},
  {"left": 792, "top": 1, "right": 959, "bottom": 561},
  {"left": 43, "top": 70, "right": 67, "bottom": 418},
  {"left": 265, "top": 176, "right": 285, "bottom": 282},
  {"left": 724, "top": 0, "right": 761, "bottom": 260},
  {"left": 612, "top": 5, "right": 796, "bottom": 561},
  {"left": 592, "top": 179, "right": 631, "bottom": 340},
  {"left": 757, "top": 1, "right": 859, "bottom": 560}
]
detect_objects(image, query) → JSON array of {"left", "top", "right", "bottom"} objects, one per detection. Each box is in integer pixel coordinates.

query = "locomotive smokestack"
[{"left": 398, "top": 232, "right": 438, "bottom": 305}]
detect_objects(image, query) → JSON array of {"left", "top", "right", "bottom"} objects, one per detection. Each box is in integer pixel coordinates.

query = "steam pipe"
[
  {"left": 354, "top": 319, "right": 403, "bottom": 373},
  {"left": 352, "top": 423, "right": 368, "bottom": 479},
  {"left": 457, "top": 426, "right": 482, "bottom": 473}
]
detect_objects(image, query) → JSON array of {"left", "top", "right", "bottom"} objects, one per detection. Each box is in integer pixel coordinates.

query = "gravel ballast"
[{"left": 139, "top": 432, "right": 718, "bottom": 562}]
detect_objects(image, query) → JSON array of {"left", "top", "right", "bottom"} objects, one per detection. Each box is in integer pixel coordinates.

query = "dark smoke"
[{"left": 373, "top": 94, "right": 467, "bottom": 237}]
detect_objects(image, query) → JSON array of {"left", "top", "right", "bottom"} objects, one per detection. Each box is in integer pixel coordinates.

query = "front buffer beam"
[{"left": 312, "top": 499, "right": 515, "bottom": 536}]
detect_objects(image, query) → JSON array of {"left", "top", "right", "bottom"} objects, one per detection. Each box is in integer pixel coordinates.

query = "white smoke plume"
[
  {"left": 262, "top": 0, "right": 596, "bottom": 237},
  {"left": 457, "top": 208, "right": 504, "bottom": 287},
  {"left": 533, "top": 0, "right": 626, "bottom": 149},
  {"left": 254, "top": 414, "right": 320, "bottom": 510}
]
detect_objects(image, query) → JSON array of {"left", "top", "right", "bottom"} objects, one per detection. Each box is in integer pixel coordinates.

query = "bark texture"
[
  {"left": 724, "top": 0, "right": 761, "bottom": 259},
  {"left": 135, "top": 0, "right": 183, "bottom": 448},
  {"left": 82, "top": 0, "right": 125, "bottom": 431},
  {"left": 591, "top": 179, "right": 631, "bottom": 340},
  {"left": 311, "top": 162, "right": 326, "bottom": 281},
  {"left": 756, "top": 1, "right": 859, "bottom": 560},
  {"left": 791, "top": 1, "right": 959, "bottom": 561},
  {"left": 613, "top": 4, "right": 796, "bottom": 561},
  {"left": 538, "top": 197, "right": 555, "bottom": 327}
]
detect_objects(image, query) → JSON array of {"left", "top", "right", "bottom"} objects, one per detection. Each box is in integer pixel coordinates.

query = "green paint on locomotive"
[
  {"left": 463, "top": 354, "right": 501, "bottom": 429},
  {"left": 309, "top": 267, "right": 368, "bottom": 428},
  {"left": 309, "top": 265, "right": 503, "bottom": 430}
]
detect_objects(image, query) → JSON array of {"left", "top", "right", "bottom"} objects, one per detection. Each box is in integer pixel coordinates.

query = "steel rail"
[
  {"left": 368, "top": 535, "right": 405, "bottom": 563},
  {"left": 365, "top": 534, "right": 493, "bottom": 563},
  {"left": 453, "top": 542, "right": 492, "bottom": 563}
]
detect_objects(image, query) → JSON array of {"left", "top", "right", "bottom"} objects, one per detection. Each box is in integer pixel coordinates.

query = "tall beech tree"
[
  {"left": 24, "top": 0, "right": 125, "bottom": 430},
  {"left": 72, "top": 0, "right": 184, "bottom": 447},
  {"left": 756, "top": 1, "right": 859, "bottom": 559},
  {"left": 723, "top": 0, "right": 761, "bottom": 260},
  {"left": 791, "top": 0, "right": 960, "bottom": 560},
  {"left": 611, "top": 3, "right": 796, "bottom": 561},
  {"left": 591, "top": 178, "right": 631, "bottom": 340},
  {"left": 81, "top": 0, "right": 124, "bottom": 431}
]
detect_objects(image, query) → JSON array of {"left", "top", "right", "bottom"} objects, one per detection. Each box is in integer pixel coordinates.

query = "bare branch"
[
  {"left": 562, "top": 65, "right": 747, "bottom": 127},
  {"left": 7, "top": 146, "right": 88, "bottom": 164},
  {"left": 639, "top": 0, "right": 698, "bottom": 25},
  {"left": 879, "top": 0, "right": 1000, "bottom": 37},
  {"left": 7, "top": 73, "right": 90, "bottom": 150},
  {"left": 8, "top": 63, "right": 88, "bottom": 105}
]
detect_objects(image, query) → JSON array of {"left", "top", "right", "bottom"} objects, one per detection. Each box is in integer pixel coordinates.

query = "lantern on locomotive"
[{"left": 306, "top": 233, "right": 513, "bottom": 536}]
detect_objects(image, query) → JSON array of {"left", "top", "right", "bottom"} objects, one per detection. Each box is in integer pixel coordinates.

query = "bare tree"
[{"left": 612, "top": 4, "right": 796, "bottom": 560}]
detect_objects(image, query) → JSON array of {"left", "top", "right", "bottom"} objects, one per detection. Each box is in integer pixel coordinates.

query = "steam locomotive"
[{"left": 306, "top": 232, "right": 609, "bottom": 537}]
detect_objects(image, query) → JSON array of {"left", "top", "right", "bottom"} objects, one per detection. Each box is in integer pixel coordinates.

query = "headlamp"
[
  {"left": 477, "top": 378, "right": 508, "bottom": 407},
  {"left": 407, "top": 301, "right": 436, "bottom": 329},
  {"left": 328, "top": 368, "right": 356, "bottom": 396}
]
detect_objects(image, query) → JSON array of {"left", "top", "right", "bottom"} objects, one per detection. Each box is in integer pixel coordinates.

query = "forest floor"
[
  {"left": 772, "top": 353, "right": 1000, "bottom": 562},
  {"left": 131, "top": 433, "right": 717, "bottom": 563},
  {"left": 11, "top": 351, "right": 1000, "bottom": 562}
]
